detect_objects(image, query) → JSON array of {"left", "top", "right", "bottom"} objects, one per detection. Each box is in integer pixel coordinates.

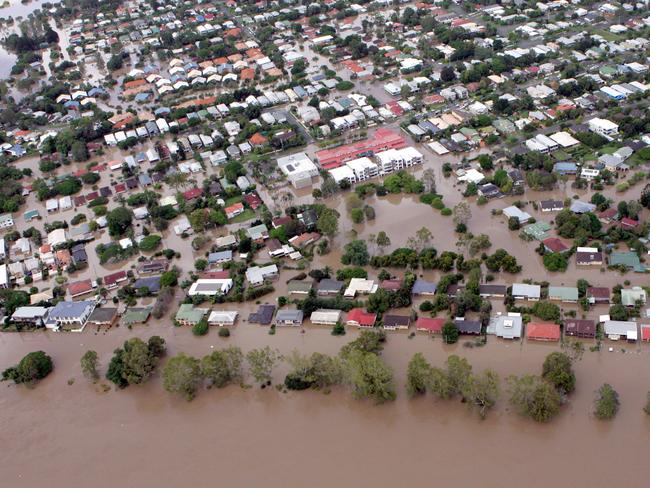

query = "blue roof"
[
  {"left": 412, "top": 279, "right": 437, "bottom": 295},
  {"left": 154, "top": 107, "right": 171, "bottom": 116},
  {"left": 49, "top": 300, "right": 94, "bottom": 319},
  {"left": 135, "top": 92, "right": 151, "bottom": 102},
  {"left": 208, "top": 250, "right": 233, "bottom": 262},
  {"left": 553, "top": 161, "right": 577, "bottom": 172},
  {"left": 133, "top": 276, "right": 161, "bottom": 292}
]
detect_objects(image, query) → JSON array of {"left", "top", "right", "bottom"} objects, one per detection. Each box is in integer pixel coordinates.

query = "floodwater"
[
  {"left": 0, "top": 324, "right": 649, "bottom": 488},
  {"left": 0, "top": 0, "right": 57, "bottom": 19}
]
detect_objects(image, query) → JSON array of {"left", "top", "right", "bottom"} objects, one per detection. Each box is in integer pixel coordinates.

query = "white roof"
[{"left": 207, "top": 310, "right": 238, "bottom": 324}]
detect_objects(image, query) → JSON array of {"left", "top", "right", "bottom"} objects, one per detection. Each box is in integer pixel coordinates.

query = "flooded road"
[{"left": 0, "top": 324, "right": 649, "bottom": 488}]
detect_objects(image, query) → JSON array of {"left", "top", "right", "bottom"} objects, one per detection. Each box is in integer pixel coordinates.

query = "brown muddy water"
[{"left": 1, "top": 324, "right": 650, "bottom": 488}]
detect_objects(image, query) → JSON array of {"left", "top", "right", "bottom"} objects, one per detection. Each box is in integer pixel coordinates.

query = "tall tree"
[
  {"left": 80, "top": 350, "right": 99, "bottom": 382},
  {"left": 163, "top": 353, "right": 203, "bottom": 401}
]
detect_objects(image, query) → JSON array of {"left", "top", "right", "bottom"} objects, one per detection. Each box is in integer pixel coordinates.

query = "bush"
[
  {"left": 139, "top": 235, "right": 162, "bottom": 252},
  {"left": 218, "top": 328, "right": 230, "bottom": 338},
  {"left": 441, "top": 207, "right": 452, "bottom": 216},
  {"left": 594, "top": 383, "right": 619, "bottom": 420},
  {"left": 432, "top": 199, "right": 445, "bottom": 210},
  {"left": 331, "top": 322, "right": 346, "bottom": 336}
]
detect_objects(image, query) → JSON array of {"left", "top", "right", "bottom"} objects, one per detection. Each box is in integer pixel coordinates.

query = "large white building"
[
  {"left": 188, "top": 279, "right": 234, "bottom": 296},
  {"left": 277, "top": 152, "right": 319, "bottom": 188},
  {"left": 588, "top": 118, "right": 619, "bottom": 137}
]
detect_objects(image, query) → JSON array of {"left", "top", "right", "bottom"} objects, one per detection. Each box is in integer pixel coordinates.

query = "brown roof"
[
  {"left": 564, "top": 319, "right": 596, "bottom": 338},
  {"left": 68, "top": 279, "right": 93, "bottom": 297}
]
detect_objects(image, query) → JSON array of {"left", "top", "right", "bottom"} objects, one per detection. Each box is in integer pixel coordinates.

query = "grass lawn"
[
  {"left": 224, "top": 195, "right": 243, "bottom": 206},
  {"left": 229, "top": 208, "right": 256, "bottom": 223},
  {"left": 600, "top": 144, "right": 621, "bottom": 155},
  {"left": 591, "top": 29, "right": 622, "bottom": 42}
]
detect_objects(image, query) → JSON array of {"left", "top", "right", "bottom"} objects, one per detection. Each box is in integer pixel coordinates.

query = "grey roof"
[
  {"left": 249, "top": 304, "right": 276, "bottom": 325},
  {"left": 512, "top": 283, "right": 541, "bottom": 299},
  {"left": 489, "top": 314, "right": 523, "bottom": 339},
  {"left": 88, "top": 307, "right": 118, "bottom": 323},
  {"left": 317, "top": 278, "right": 344, "bottom": 293},
  {"left": 49, "top": 300, "right": 94, "bottom": 319},
  {"left": 275, "top": 309, "right": 304, "bottom": 323},
  {"left": 208, "top": 250, "right": 233, "bottom": 263}
]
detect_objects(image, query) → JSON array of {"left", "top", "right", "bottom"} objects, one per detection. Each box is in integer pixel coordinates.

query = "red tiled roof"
[
  {"left": 225, "top": 202, "right": 244, "bottom": 216},
  {"left": 542, "top": 237, "right": 569, "bottom": 253},
  {"left": 183, "top": 188, "right": 203, "bottom": 200},
  {"left": 526, "top": 322, "right": 560, "bottom": 341},
  {"left": 315, "top": 128, "right": 406, "bottom": 169},
  {"left": 642, "top": 326, "right": 650, "bottom": 341},
  {"left": 114, "top": 183, "right": 126, "bottom": 193},
  {"left": 68, "top": 279, "right": 93, "bottom": 297},
  {"left": 104, "top": 270, "right": 127, "bottom": 286},
  {"left": 346, "top": 308, "right": 377, "bottom": 327},
  {"left": 249, "top": 133, "right": 268, "bottom": 146},
  {"left": 244, "top": 193, "right": 262, "bottom": 209},
  {"left": 416, "top": 317, "right": 444, "bottom": 333},
  {"left": 380, "top": 279, "right": 402, "bottom": 291}
]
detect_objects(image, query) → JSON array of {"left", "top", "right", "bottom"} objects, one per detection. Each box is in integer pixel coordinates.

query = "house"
[
  {"left": 621, "top": 287, "right": 647, "bottom": 307},
  {"left": 576, "top": 247, "right": 604, "bottom": 266},
  {"left": 344, "top": 278, "right": 378, "bottom": 298},
  {"left": 246, "top": 265, "right": 278, "bottom": 287},
  {"left": 603, "top": 320, "right": 637, "bottom": 342},
  {"left": 0, "top": 263, "right": 8, "bottom": 289},
  {"left": 188, "top": 279, "right": 233, "bottom": 296},
  {"left": 503, "top": 206, "right": 531, "bottom": 224},
  {"left": 526, "top": 322, "right": 560, "bottom": 342},
  {"left": 570, "top": 201, "right": 596, "bottom": 214},
  {"left": 587, "top": 287, "right": 610, "bottom": 304},
  {"left": 310, "top": 309, "right": 342, "bottom": 326},
  {"left": 11, "top": 307, "right": 49, "bottom": 327},
  {"left": 277, "top": 152, "right": 319, "bottom": 188},
  {"left": 548, "top": 286, "right": 579, "bottom": 303},
  {"left": 0, "top": 213, "right": 14, "bottom": 229},
  {"left": 249, "top": 304, "right": 276, "bottom": 325},
  {"left": 609, "top": 251, "right": 645, "bottom": 272},
  {"left": 512, "top": 283, "right": 541, "bottom": 301},
  {"left": 382, "top": 314, "right": 410, "bottom": 330},
  {"left": 71, "top": 243, "right": 88, "bottom": 265},
  {"left": 641, "top": 325, "right": 650, "bottom": 342},
  {"left": 225, "top": 202, "right": 244, "bottom": 219},
  {"left": 317, "top": 279, "right": 344, "bottom": 296},
  {"left": 411, "top": 279, "right": 437, "bottom": 296},
  {"left": 87, "top": 307, "right": 119, "bottom": 326},
  {"left": 104, "top": 271, "right": 128, "bottom": 289},
  {"left": 207, "top": 310, "right": 238, "bottom": 326},
  {"left": 542, "top": 237, "right": 570, "bottom": 253},
  {"left": 133, "top": 276, "right": 162, "bottom": 294},
  {"left": 346, "top": 308, "right": 377, "bottom": 328},
  {"left": 47, "top": 300, "right": 96, "bottom": 331},
  {"left": 479, "top": 284, "right": 507, "bottom": 298},
  {"left": 287, "top": 280, "right": 313, "bottom": 295},
  {"left": 454, "top": 318, "right": 482, "bottom": 335},
  {"left": 564, "top": 319, "right": 596, "bottom": 339},
  {"left": 275, "top": 309, "right": 304, "bottom": 326},
  {"left": 175, "top": 304, "right": 208, "bottom": 326},
  {"left": 588, "top": 118, "right": 619, "bottom": 137},
  {"left": 246, "top": 224, "right": 269, "bottom": 241},
  {"left": 416, "top": 317, "right": 445, "bottom": 333},
  {"left": 68, "top": 279, "right": 94, "bottom": 299},
  {"left": 137, "top": 259, "right": 168, "bottom": 275},
  {"left": 380, "top": 279, "right": 403, "bottom": 291},
  {"left": 121, "top": 307, "right": 152, "bottom": 326},
  {"left": 208, "top": 250, "right": 233, "bottom": 265},
  {"left": 489, "top": 313, "right": 523, "bottom": 340}
]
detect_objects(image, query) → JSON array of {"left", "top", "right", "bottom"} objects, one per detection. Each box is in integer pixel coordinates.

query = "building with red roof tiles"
[
  {"left": 68, "top": 279, "right": 94, "bottom": 298},
  {"left": 225, "top": 202, "right": 245, "bottom": 219},
  {"left": 244, "top": 193, "right": 262, "bottom": 209},
  {"left": 416, "top": 317, "right": 445, "bottom": 333},
  {"left": 315, "top": 128, "right": 406, "bottom": 169},
  {"left": 526, "top": 322, "right": 560, "bottom": 342},
  {"left": 183, "top": 188, "right": 203, "bottom": 200},
  {"left": 249, "top": 133, "right": 268, "bottom": 147},
  {"left": 345, "top": 308, "right": 377, "bottom": 328},
  {"left": 542, "top": 237, "right": 570, "bottom": 253},
  {"left": 240, "top": 68, "right": 255, "bottom": 81},
  {"left": 380, "top": 279, "right": 402, "bottom": 291},
  {"left": 104, "top": 270, "right": 128, "bottom": 289},
  {"left": 642, "top": 325, "right": 650, "bottom": 342}
]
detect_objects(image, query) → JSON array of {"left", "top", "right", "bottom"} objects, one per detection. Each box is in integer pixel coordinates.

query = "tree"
[
  {"left": 422, "top": 168, "right": 436, "bottom": 194},
  {"left": 71, "top": 140, "right": 89, "bottom": 162},
  {"left": 452, "top": 202, "right": 471, "bottom": 228},
  {"left": 163, "top": 353, "right": 203, "bottom": 401},
  {"left": 2, "top": 351, "right": 53, "bottom": 386},
  {"left": 644, "top": 391, "right": 650, "bottom": 415},
  {"left": 340, "top": 330, "right": 386, "bottom": 358},
  {"left": 106, "top": 206, "right": 133, "bottom": 237},
  {"left": 341, "top": 239, "right": 369, "bottom": 266},
  {"left": 343, "top": 350, "right": 396, "bottom": 404},
  {"left": 376, "top": 231, "right": 391, "bottom": 253},
  {"left": 532, "top": 301, "right": 560, "bottom": 321},
  {"left": 542, "top": 352, "right": 575, "bottom": 395},
  {"left": 468, "top": 234, "right": 491, "bottom": 256},
  {"left": 446, "top": 355, "right": 472, "bottom": 397},
  {"left": 508, "top": 375, "right": 561, "bottom": 422},
  {"left": 107, "top": 53, "right": 124, "bottom": 71},
  {"left": 201, "top": 347, "right": 244, "bottom": 388},
  {"left": 317, "top": 208, "right": 339, "bottom": 238},
  {"left": 192, "top": 318, "right": 209, "bottom": 336},
  {"left": 464, "top": 369, "right": 500, "bottom": 419},
  {"left": 543, "top": 252, "right": 568, "bottom": 272},
  {"left": 106, "top": 337, "right": 165, "bottom": 388},
  {"left": 246, "top": 347, "right": 282, "bottom": 386},
  {"left": 640, "top": 184, "right": 650, "bottom": 209},
  {"left": 80, "top": 350, "right": 99, "bottom": 382},
  {"left": 284, "top": 351, "right": 343, "bottom": 390},
  {"left": 442, "top": 321, "right": 459, "bottom": 344},
  {"left": 406, "top": 353, "right": 432, "bottom": 397},
  {"left": 440, "top": 65, "right": 456, "bottom": 82},
  {"left": 594, "top": 383, "right": 619, "bottom": 420}
]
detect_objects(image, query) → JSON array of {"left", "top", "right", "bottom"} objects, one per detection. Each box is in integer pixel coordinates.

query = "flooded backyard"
[{"left": 0, "top": 324, "right": 649, "bottom": 488}]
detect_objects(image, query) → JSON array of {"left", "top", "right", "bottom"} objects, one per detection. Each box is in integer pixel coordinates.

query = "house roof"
[
  {"left": 416, "top": 317, "right": 444, "bottom": 332},
  {"left": 68, "top": 279, "right": 93, "bottom": 297},
  {"left": 122, "top": 307, "right": 152, "bottom": 325},
  {"left": 49, "top": 300, "right": 94, "bottom": 319},
  {"left": 383, "top": 314, "right": 410, "bottom": 328},
  {"left": 275, "top": 309, "right": 304, "bottom": 322},
  {"left": 249, "top": 304, "right": 276, "bottom": 325},
  {"left": 526, "top": 322, "right": 560, "bottom": 341},
  {"left": 542, "top": 237, "right": 570, "bottom": 253},
  {"left": 412, "top": 279, "right": 437, "bottom": 295},
  {"left": 346, "top": 308, "right": 377, "bottom": 327},
  {"left": 317, "top": 278, "right": 344, "bottom": 293},
  {"left": 454, "top": 318, "right": 481, "bottom": 334},
  {"left": 564, "top": 319, "right": 596, "bottom": 337},
  {"left": 88, "top": 307, "right": 118, "bottom": 324}
]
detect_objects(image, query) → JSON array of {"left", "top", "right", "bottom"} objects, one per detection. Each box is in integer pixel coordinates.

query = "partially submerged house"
[
  {"left": 526, "top": 322, "right": 560, "bottom": 342},
  {"left": 564, "top": 319, "right": 596, "bottom": 339}
]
